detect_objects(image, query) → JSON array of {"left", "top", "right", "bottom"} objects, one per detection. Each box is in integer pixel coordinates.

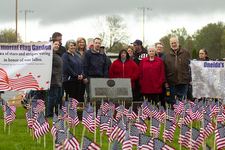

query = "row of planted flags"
[{"left": 1, "top": 97, "right": 225, "bottom": 150}]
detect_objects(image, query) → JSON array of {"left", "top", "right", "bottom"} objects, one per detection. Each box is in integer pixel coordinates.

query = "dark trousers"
[
  {"left": 63, "top": 80, "right": 82, "bottom": 101},
  {"left": 47, "top": 86, "right": 62, "bottom": 117},
  {"left": 167, "top": 84, "right": 188, "bottom": 106}
]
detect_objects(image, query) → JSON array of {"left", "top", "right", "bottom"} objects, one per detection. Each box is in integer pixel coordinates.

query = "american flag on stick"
[
  {"left": 178, "top": 124, "right": 191, "bottom": 148},
  {"left": 67, "top": 108, "right": 79, "bottom": 127},
  {"left": 163, "top": 119, "right": 176, "bottom": 142},
  {"left": 189, "top": 127, "right": 204, "bottom": 150},
  {"left": 122, "top": 131, "right": 132, "bottom": 150},
  {"left": 153, "top": 138, "right": 175, "bottom": 150},
  {"left": 82, "top": 136, "right": 100, "bottom": 150},
  {"left": 33, "top": 112, "right": 49, "bottom": 139},
  {"left": 138, "top": 134, "right": 153, "bottom": 150},
  {"left": 64, "top": 130, "right": 80, "bottom": 150},
  {"left": 4, "top": 105, "right": 16, "bottom": 124},
  {"left": 215, "top": 123, "right": 225, "bottom": 150}
]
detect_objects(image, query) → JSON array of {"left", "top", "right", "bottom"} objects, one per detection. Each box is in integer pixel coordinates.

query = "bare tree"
[{"left": 97, "top": 15, "right": 129, "bottom": 52}]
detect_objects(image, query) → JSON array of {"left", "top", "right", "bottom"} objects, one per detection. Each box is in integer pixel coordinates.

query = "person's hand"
[
  {"left": 83, "top": 78, "right": 88, "bottom": 84},
  {"left": 78, "top": 75, "right": 83, "bottom": 80},
  {"left": 165, "top": 82, "right": 169, "bottom": 88}
]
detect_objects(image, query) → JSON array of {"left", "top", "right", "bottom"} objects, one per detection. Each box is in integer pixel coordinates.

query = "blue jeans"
[
  {"left": 47, "top": 86, "right": 62, "bottom": 117},
  {"left": 167, "top": 84, "right": 188, "bottom": 105}
]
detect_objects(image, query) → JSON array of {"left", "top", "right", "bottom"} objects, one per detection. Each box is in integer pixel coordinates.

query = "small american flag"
[
  {"left": 33, "top": 112, "right": 49, "bottom": 139},
  {"left": 163, "top": 119, "right": 176, "bottom": 142},
  {"left": 122, "top": 131, "right": 132, "bottom": 150},
  {"left": 111, "top": 140, "right": 120, "bottom": 150},
  {"left": 106, "top": 118, "right": 117, "bottom": 137},
  {"left": 55, "top": 130, "right": 66, "bottom": 150},
  {"left": 51, "top": 113, "right": 58, "bottom": 137},
  {"left": 153, "top": 138, "right": 175, "bottom": 150},
  {"left": 127, "top": 107, "right": 137, "bottom": 120},
  {"left": 82, "top": 109, "right": 95, "bottom": 133},
  {"left": 217, "top": 109, "right": 225, "bottom": 123},
  {"left": 189, "top": 127, "right": 204, "bottom": 150},
  {"left": 173, "top": 100, "right": 184, "bottom": 115},
  {"left": 215, "top": 124, "right": 225, "bottom": 150},
  {"left": 150, "top": 117, "right": 160, "bottom": 137},
  {"left": 178, "top": 111, "right": 192, "bottom": 127},
  {"left": 138, "top": 134, "right": 153, "bottom": 150},
  {"left": 167, "top": 108, "right": 176, "bottom": 123},
  {"left": 134, "top": 117, "right": 147, "bottom": 134},
  {"left": 129, "top": 125, "right": 140, "bottom": 146},
  {"left": 26, "top": 109, "right": 37, "bottom": 129},
  {"left": 115, "top": 105, "right": 128, "bottom": 120},
  {"left": 82, "top": 136, "right": 100, "bottom": 150},
  {"left": 178, "top": 124, "right": 191, "bottom": 148},
  {"left": 68, "top": 108, "right": 79, "bottom": 127},
  {"left": 64, "top": 130, "right": 80, "bottom": 150},
  {"left": 4, "top": 105, "right": 16, "bottom": 124},
  {"left": 109, "top": 119, "right": 126, "bottom": 143},
  {"left": 35, "top": 99, "right": 45, "bottom": 113},
  {"left": 200, "top": 115, "right": 214, "bottom": 138},
  {"left": 100, "top": 102, "right": 110, "bottom": 114},
  {"left": 69, "top": 98, "right": 79, "bottom": 109},
  {"left": 100, "top": 115, "right": 110, "bottom": 132}
]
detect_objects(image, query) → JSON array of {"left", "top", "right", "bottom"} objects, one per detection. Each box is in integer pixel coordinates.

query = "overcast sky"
[{"left": 1, "top": 0, "right": 225, "bottom": 46}]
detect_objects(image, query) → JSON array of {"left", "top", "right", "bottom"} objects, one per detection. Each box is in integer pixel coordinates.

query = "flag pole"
[
  {"left": 4, "top": 109, "right": 6, "bottom": 133},
  {"left": 53, "top": 107, "right": 55, "bottom": 150},
  {"left": 100, "top": 98, "right": 103, "bottom": 147},
  {"left": 80, "top": 126, "right": 86, "bottom": 150},
  {"left": 44, "top": 112, "right": 46, "bottom": 148},
  {"left": 163, "top": 107, "right": 168, "bottom": 143},
  {"left": 93, "top": 100, "right": 97, "bottom": 143},
  {"left": 8, "top": 123, "right": 11, "bottom": 135}
]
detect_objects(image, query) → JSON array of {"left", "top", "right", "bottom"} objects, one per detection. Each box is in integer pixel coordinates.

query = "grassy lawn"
[{"left": 0, "top": 107, "right": 215, "bottom": 150}]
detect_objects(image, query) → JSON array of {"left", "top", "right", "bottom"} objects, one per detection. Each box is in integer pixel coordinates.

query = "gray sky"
[{"left": 1, "top": 0, "right": 225, "bottom": 45}]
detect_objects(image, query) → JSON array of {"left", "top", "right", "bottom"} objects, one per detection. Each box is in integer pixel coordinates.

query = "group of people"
[{"left": 47, "top": 32, "right": 213, "bottom": 116}]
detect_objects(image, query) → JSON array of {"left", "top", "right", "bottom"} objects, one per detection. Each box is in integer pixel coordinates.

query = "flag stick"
[
  {"left": 80, "top": 126, "right": 86, "bottom": 150},
  {"left": 202, "top": 117, "right": 206, "bottom": 150},
  {"left": 163, "top": 108, "right": 168, "bottom": 142},
  {"left": 4, "top": 111, "right": 6, "bottom": 133},
  {"left": 8, "top": 123, "right": 10, "bottom": 135},
  {"left": 190, "top": 121, "right": 193, "bottom": 150},
  {"left": 180, "top": 107, "right": 185, "bottom": 150},
  {"left": 44, "top": 111, "right": 46, "bottom": 148},
  {"left": 100, "top": 99, "right": 103, "bottom": 147},
  {"left": 93, "top": 100, "right": 97, "bottom": 143}
]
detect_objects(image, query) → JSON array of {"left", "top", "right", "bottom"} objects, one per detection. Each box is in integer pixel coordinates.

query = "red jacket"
[
  {"left": 139, "top": 56, "right": 165, "bottom": 94},
  {"left": 109, "top": 59, "right": 139, "bottom": 88}
]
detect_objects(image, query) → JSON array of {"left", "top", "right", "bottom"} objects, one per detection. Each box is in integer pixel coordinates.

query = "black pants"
[{"left": 63, "top": 80, "right": 82, "bottom": 101}]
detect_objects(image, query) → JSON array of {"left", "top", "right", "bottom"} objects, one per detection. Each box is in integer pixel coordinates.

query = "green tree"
[
  {"left": 0, "top": 28, "right": 22, "bottom": 43},
  {"left": 160, "top": 28, "right": 195, "bottom": 57},
  {"left": 193, "top": 22, "right": 225, "bottom": 59}
]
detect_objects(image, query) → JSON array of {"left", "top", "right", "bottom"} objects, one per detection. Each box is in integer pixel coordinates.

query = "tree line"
[{"left": 1, "top": 16, "right": 225, "bottom": 59}]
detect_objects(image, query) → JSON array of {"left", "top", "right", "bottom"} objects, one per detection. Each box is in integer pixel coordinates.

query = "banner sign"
[
  {"left": 190, "top": 60, "right": 225, "bottom": 98},
  {"left": 0, "top": 42, "right": 52, "bottom": 91}
]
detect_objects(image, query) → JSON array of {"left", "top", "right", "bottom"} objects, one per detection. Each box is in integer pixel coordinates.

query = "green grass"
[{"left": 0, "top": 107, "right": 216, "bottom": 150}]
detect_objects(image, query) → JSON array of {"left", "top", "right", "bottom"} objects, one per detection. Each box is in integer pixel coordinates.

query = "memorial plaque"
[{"left": 89, "top": 78, "right": 132, "bottom": 101}]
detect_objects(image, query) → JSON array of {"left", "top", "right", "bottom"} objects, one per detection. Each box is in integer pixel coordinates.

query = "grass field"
[{"left": 0, "top": 106, "right": 216, "bottom": 150}]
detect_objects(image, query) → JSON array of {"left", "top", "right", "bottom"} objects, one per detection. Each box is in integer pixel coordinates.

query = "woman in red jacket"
[
  {"left": 109, "top": 49, "right": 139, "bottom": 91},
  {"left": 139, "top": 47, "right": 165, "bottom": 105}
]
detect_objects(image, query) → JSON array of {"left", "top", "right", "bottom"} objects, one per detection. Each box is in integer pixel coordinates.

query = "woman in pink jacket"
[{"left": 139, "top": 47, "right": 165, "bottom": 105}]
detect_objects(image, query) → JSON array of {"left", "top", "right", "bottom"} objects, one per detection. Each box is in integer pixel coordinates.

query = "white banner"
[
  {"left": 190, "top": 60, "right": 225, "bottom": 98},
  {"left": 0, "top": 42, "right": 52, "bottom": 91}
]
